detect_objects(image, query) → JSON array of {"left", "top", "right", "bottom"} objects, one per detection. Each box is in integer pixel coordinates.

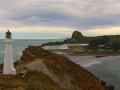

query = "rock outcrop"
[
  {"left": 64, "top": 31, "right": 120, "bottom": 44},
  {"left": 64, "top": 31, "right": 95, "bottom": 43},
  {"left": 72, "top": 31, "right": 84, "bottom": 40},
  {"left": 40, "top": 31, "right": 120, "bottom": 46},
  {"left": 15, "top": 46, "right": 106, "bottom": 90}
]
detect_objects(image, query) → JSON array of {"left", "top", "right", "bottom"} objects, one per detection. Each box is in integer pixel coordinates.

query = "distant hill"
[{"left": 64, "top": 31, "right": 120, "bottom": 44}]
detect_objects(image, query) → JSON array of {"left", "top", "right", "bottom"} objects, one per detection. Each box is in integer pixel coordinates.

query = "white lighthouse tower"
[{"left": 3, "top": 30, "right": 16, "bottom": 75}]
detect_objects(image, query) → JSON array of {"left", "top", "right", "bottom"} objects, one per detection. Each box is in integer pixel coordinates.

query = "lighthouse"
[{"left": 3, "top": 30, "right": 16, "bottom": 75}]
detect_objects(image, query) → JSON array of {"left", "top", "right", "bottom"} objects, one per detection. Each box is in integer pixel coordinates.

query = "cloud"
[
  {"left": 0, "top": 26, "right": 73, "bottom": 39},
  {"left": 0, "top": 0, "right": 120, "bottom": 38},
  {"left": 82, "top": 27, "right": 120, "bottom": 36}
]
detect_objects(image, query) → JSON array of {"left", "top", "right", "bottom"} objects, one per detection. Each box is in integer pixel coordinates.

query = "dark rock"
[
  {"left": 41, "top": 41, "right": 63, "bottom": 47},
  {"left": 72, "top": 31, "right": 84, "bottom": 41}
]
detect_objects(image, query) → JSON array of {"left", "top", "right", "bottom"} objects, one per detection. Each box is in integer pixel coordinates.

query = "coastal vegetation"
[{"left": 89, "top": 36, "right": 120, "bottom": 51}]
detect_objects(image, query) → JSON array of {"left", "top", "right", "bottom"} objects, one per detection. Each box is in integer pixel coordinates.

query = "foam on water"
[
  {"left": 81, "top": 61, "right": 102, "bottom": 67},
  {"left": 77, "top": 60, "right": 102, "bottom": 67},
  {"left": 53, "top": 51, "right": 67, "bottom": 55},
  {"left": 43, "top": 44, "right": 68, "bottom": 50}
]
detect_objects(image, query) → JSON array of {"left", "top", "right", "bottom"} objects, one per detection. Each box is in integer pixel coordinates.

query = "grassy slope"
[{"left": 0, "top": 71, "right": 69, "bottom": 90}]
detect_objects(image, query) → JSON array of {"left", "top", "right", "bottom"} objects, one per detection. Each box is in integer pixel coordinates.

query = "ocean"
[
  {"left": 0, "top": 39, "right": 63, "bottom": 63},
  {"left": 67, "top": 55, "right": 120, "bottom": 90},
  {"left": 87, "top": 56, "right": 120, "bottom": 90},
  {"left": 0, "top": 39, "right": 120, "bottom": 90}
]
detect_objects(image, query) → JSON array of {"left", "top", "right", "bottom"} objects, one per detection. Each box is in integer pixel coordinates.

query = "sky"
[{"left": 0, "top": 0, "right": 120, "bottom": 39}]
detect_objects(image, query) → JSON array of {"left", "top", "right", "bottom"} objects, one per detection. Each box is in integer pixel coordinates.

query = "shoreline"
[
  {"left": 48, "top": 46, "right": 120, "bottom": 90},
  {"left": 47, "top": 46, "right": 120, "bottom": 68},
  {"left": 49, "top": 48, "right": 120, "bottom": 57},
  {"left": 49, "top": 48, "right": 120, "bottom": 67}
]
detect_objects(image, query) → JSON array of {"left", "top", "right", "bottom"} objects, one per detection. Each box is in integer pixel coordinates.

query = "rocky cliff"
[
  {"left": 0, "top": 46, "right": 107, "bottom": 90},
  {"left": 18, "top": 46, "right": 107, "bottom": 90}
]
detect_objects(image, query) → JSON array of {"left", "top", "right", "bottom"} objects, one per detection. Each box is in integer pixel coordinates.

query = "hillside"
[
  {"left": 0, "top": 46, "right": 110, "bottom": 90},
  {"left": 16, "top": 46, "right": 107, "bottom": 89},
  {"left": 64, "top": 31, "right": 120, "bottom": 43}
]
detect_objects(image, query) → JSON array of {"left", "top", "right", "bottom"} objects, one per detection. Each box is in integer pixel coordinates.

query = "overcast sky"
[{"left": 0, "top": 0, "right": 120, "bottom": 39}]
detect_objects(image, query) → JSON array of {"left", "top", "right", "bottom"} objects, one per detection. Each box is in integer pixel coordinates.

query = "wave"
[
  {"left": 78, "top": 61, "right": 102, "bottom": 68},
  {"left": 43, "top": 45, "right": 68, "bottom": 50}
]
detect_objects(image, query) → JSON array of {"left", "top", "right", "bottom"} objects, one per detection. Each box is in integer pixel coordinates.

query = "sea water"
[
  {"left": 87, "top": 56, "right": 120, "bottom": 90},
  {"left": 0, "top": 39, "right": 63, "bottom": 63},
  {"left": 67, "top": 55, "right": 120, "bottom": 90}
]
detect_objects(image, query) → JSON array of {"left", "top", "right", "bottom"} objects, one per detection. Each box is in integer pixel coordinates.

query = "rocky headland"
[
  {"left": 0, "top": 46, "right": 114, "bottom": 90},
  {"left": 64, "top": 31, "right": 120, "bottom": 44},
  {"left": 41, "top": 31, "right": 120, "bottom": 56},
  {"left": 41, "top": 31, "right": 120, "bottom": 46}
]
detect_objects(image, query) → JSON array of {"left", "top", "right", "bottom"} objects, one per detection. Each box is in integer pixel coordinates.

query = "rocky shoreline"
[
  {"left": 49, "top": 45, "right": 120, "bottom": 57},
  {"left": 41, "top": 30, "right": 120, "bottom": 56},
  {"left": 0, "top": 45, "right": 114, "bottom": 90}
]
